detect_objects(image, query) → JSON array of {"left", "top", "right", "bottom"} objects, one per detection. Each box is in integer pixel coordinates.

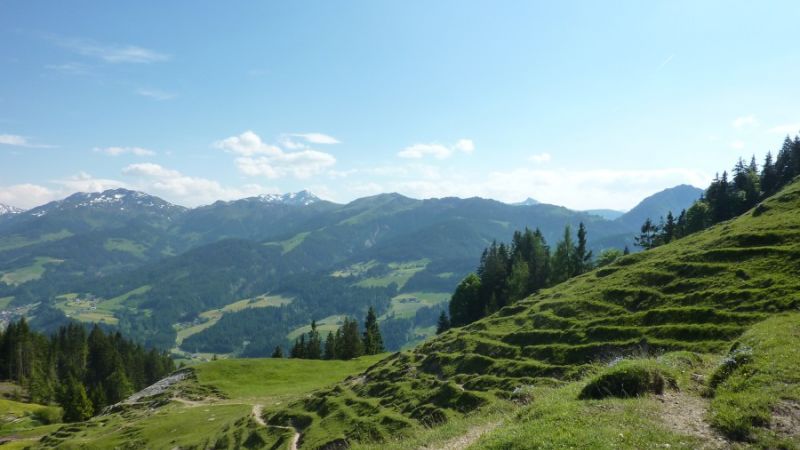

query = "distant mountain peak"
[
  {"left": 26, "top": 188, "right": 185, "bottom": 218},
  {"left": 0, "top": 203, "right": 24, "bottom": 215},
  {"left": 512, "top": 197, "right": 540, "bottom": 206},
  {"left": 257, "top": 190, "right": 321, "bottom": 206}
]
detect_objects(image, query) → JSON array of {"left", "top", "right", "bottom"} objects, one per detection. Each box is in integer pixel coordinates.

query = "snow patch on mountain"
[
  {"left": 0, "top": 204, "right": 24, "bottom": 215},
  {"left": 256, "top": 190, "right": 321, "bottom": 206}
]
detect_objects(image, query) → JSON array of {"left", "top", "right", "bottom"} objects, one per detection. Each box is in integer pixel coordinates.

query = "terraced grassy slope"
[
  {"left": 27, "top": 356, "right": 384, "bottom": 449},
  {"left": 262, "top": 179, "right": 800, "bottom": 448}
]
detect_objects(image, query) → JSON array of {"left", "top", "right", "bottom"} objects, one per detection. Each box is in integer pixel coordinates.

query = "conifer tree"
[
  {"left": 573, "top": 222, "right": 592, "bottom": 275},
  {"left": 271, "top": 346, "right": 283, "bottom": 358},
  {"left": 59, "top": 377, "right": 93, "bottom": 422},
  {"left": 324, "top": 332, "right": 336, "bottom": 360},
  {"left": 338, "top": 318, "right": 363, "bottom": 360},
  {"left": 362, "top": 307, "right": 384, "bottom": 355},
  {"left": 436, "top": 311, "right": 451, "bottom": 335},
  {"left": 305, "top": 320, "right": 322, "bottom": 359},
  {"left": 448, "top": 273, "right": 482, "bottom": 326}
]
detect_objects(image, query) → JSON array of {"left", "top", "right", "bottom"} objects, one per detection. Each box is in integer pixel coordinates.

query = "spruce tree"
[
  {"left": 362, "top": 307, "right": 384, "bottom": 355},
  {"left": 436, "top": 311, "right": 451, "bottom": 335},
  {"left": 323, "top": 332, "right": 336, "bottom": 360},
  {"left": 59, "top": 377, "right": 94, "bottom": 422},
  {"left": 271, "top": 346, "right": 283, "bottom": 358},
  {"left": 305, "top": 321, "right": 322, "bottom": 359},
  {"left": 573, "top": 222, "right": 592, "bottom": 275}
]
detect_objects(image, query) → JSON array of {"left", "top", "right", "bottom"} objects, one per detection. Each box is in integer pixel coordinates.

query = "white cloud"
[
  {"left": 56, "top": 172, "right": 126, "bottom": 193},
  {"left": 215, "top": 131, "right": 281, "bottom": 156},
  {"left": 768, "top": 123, "right": 800, "bottom": 135},
  {"left": 291, "top": 133, "right": 340, "bottom": 145},
  {"left": 94, "top": 146, "right": 156, "bottom": 156},
  {"left": 398, "top": 139, "right": 474, "bottom": 159},
  {"left": 732, "top": 115, "right": 758, "bottom": 128},
  {"left": 0, "top": 134, "right": 54, "bottom": 148},
  {"left": 122, "top": 163, "right": 271, "bottom": 206},
  {"left": 454, "top": 139, "right": 475, "bottom": 153},
  {"left": 136, "top": 88, "right": 176, "bottom": 101},
  {"left": 730, "top": 140, "right": 746, "bottom": 150},
  {"left": 217, "top": 131, "right": 336, "bottom": 179},
  {"left": 57, "top": 37, "right": 169, "bottom": 64},
  {"left": 123, "top": 163, "right": 179, "bottom": 178},
  {"left": 528, "top": 152, "right": 552, "bottom": 164},
  {"left": 0, "top": 183, "right": 58, "bottom": 209}
]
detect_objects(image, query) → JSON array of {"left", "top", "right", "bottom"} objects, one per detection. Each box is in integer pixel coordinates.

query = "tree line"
[
  {"left": 445, "top": 223, "right": 596, "bottom": 328},
  {"left": 637, "top": 134, "right": 800, "bottom": 249},
  {"left": 0, "top": 318, "right": 174, "bottom": 422},
  {"left": 282, "top": 307, "right": 385, "bottom": 360}
]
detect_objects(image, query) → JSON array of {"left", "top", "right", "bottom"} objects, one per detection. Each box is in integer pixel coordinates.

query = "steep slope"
[
  {"left": 616, "top": 184, "right": 703, "bottom": 230},
  {"left": 262, "top": 179, "right": 800, "bottom": 448}
]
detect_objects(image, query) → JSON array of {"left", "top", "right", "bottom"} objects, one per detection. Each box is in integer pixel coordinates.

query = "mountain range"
[{"left": 0, "top": 185, "right": 702, "bottom": 354}]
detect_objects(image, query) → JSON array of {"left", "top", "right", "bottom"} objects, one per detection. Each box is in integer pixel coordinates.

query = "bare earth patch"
[
  {"left": 657, "top": 391, "right": 729, "bottom": 449},
  {"left": 420, "top": 421, "right": 501, "bottom": 450},
  {"left": 772, "top": 400, "right": 800, "bottom": 439}
]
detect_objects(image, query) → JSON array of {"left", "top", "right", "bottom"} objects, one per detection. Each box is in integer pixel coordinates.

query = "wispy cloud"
[
  {"left": 94, "top": 146, "right": 156, "bottom": 157},
  {"left": 0, "top": 134, "right": 55, "bottom": 148},
  {"left": 55, "top": 37, "right": 169, "bottom": 64},
  {"left": 657, "top": 54, "right": 675, "bottom": 71},
  {"left": 397, "top": 139, "right": 475, "bottom": 160},
  {"left": 136, "top": 88, "right": 176, "bottom": 101},
  {"left": 768, "top": 123, "right": 800, "bottom": 135},
  {"left": 730, "top": 140, "right": 745, "bottom": 150},
  {"left": 732, "top": 115, "right": 758, "bottom": 128},
  {"left": 44, "top": 62, "right": 93, "bottom": 76},
  {"left": 528, "top": 152, "right": 552, "bottom": 164}
]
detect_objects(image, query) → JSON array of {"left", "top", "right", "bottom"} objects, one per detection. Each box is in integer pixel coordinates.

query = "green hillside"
[
  {"left": 19, "top": 356, "right": 384, "bottom": 449},
  {"left": 259, "top": 178, "right": 800, "bottom": 448}
]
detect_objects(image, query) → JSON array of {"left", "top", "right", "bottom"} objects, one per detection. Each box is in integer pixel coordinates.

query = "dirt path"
[
  {"left": 252, "top": 404, "right": 300, "bottom": 450},
  {"left": 658, "top": 391, "right": 729, "bottom": 449},
  {"left": 420, "top": 421, "right": 501, "bottom": 450}
]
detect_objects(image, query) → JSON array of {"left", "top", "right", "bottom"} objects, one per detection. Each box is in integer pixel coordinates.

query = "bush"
[
  {"left": 578, "top": 360, "right": 670, "bottom": 399},
  {"left": 33, "top": 405, "right": 63, "bottom": 424}
]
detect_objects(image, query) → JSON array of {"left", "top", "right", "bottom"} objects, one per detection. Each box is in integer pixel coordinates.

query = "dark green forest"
[{"left": 0, "top": 319, "right": 174, "bottom": 422}]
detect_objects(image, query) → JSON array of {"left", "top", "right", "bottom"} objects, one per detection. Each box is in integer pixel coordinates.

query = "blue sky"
[{"left": 1, "top": 1, "right": 798, "bottom": 210}]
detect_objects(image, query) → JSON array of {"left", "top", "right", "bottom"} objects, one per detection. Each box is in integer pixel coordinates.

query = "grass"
[
  {"left": 708, "top": 313, "right": 800, "bottom": 446},
  {"left": 194, "top": 355, "right": 387, "bottom": 401},
  {"left": 356, "top": 259, "right": 430, "bottom": 289},
  {"left": 0, "top": 257, "right": 62, "bottom": 286},
  {"left": 475, "top": 383, "right": 701, "bottom": 449},
  {"left": 287, "top": 314, "right": 345, "bottom": 341},
  {"left": 0, "top": 230, "right": 73, "bottom": 252},
  {"left": 260, "top": 179, "right": 800, "bottom": 448},
  {"left": 382, "top": 292, "right": 450, "bottom": 320},
  {"left": 0, "top": 398, "right": 62, "bottom": 448},
  {"left": 33, "top": 357, "right": 386, "bottom": 449},
  {"left": 102, "top": 238, "right": 146, "bottom": 258},
  {"left": 176, "top": 294, "right": 294, "bottom": 347},
  {"left": 53, "top": 291, "right": 138, "bottom": 326}
]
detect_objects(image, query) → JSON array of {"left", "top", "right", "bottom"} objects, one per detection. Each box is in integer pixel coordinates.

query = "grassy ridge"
[
  {"left": 30, "top": 356, "right": 384, "bottom": 449},
  {"left": 263, "top": 179, "right": 800, "bottom": 448}
]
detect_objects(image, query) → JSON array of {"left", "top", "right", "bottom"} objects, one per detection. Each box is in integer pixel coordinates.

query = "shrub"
[
  {"left": 33, "top": 405, "right": 63, "bottom": 425},
  {"left": 578, "top": 360, "right": 670, "bottom": 399}
]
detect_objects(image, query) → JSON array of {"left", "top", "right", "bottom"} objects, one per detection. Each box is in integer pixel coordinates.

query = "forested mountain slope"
[
  {"left": 260, "top": 178, "right": 800, "bottom": 448},
  {"left": 0, "top": 185, "right": 699, "bottom": 352}
]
